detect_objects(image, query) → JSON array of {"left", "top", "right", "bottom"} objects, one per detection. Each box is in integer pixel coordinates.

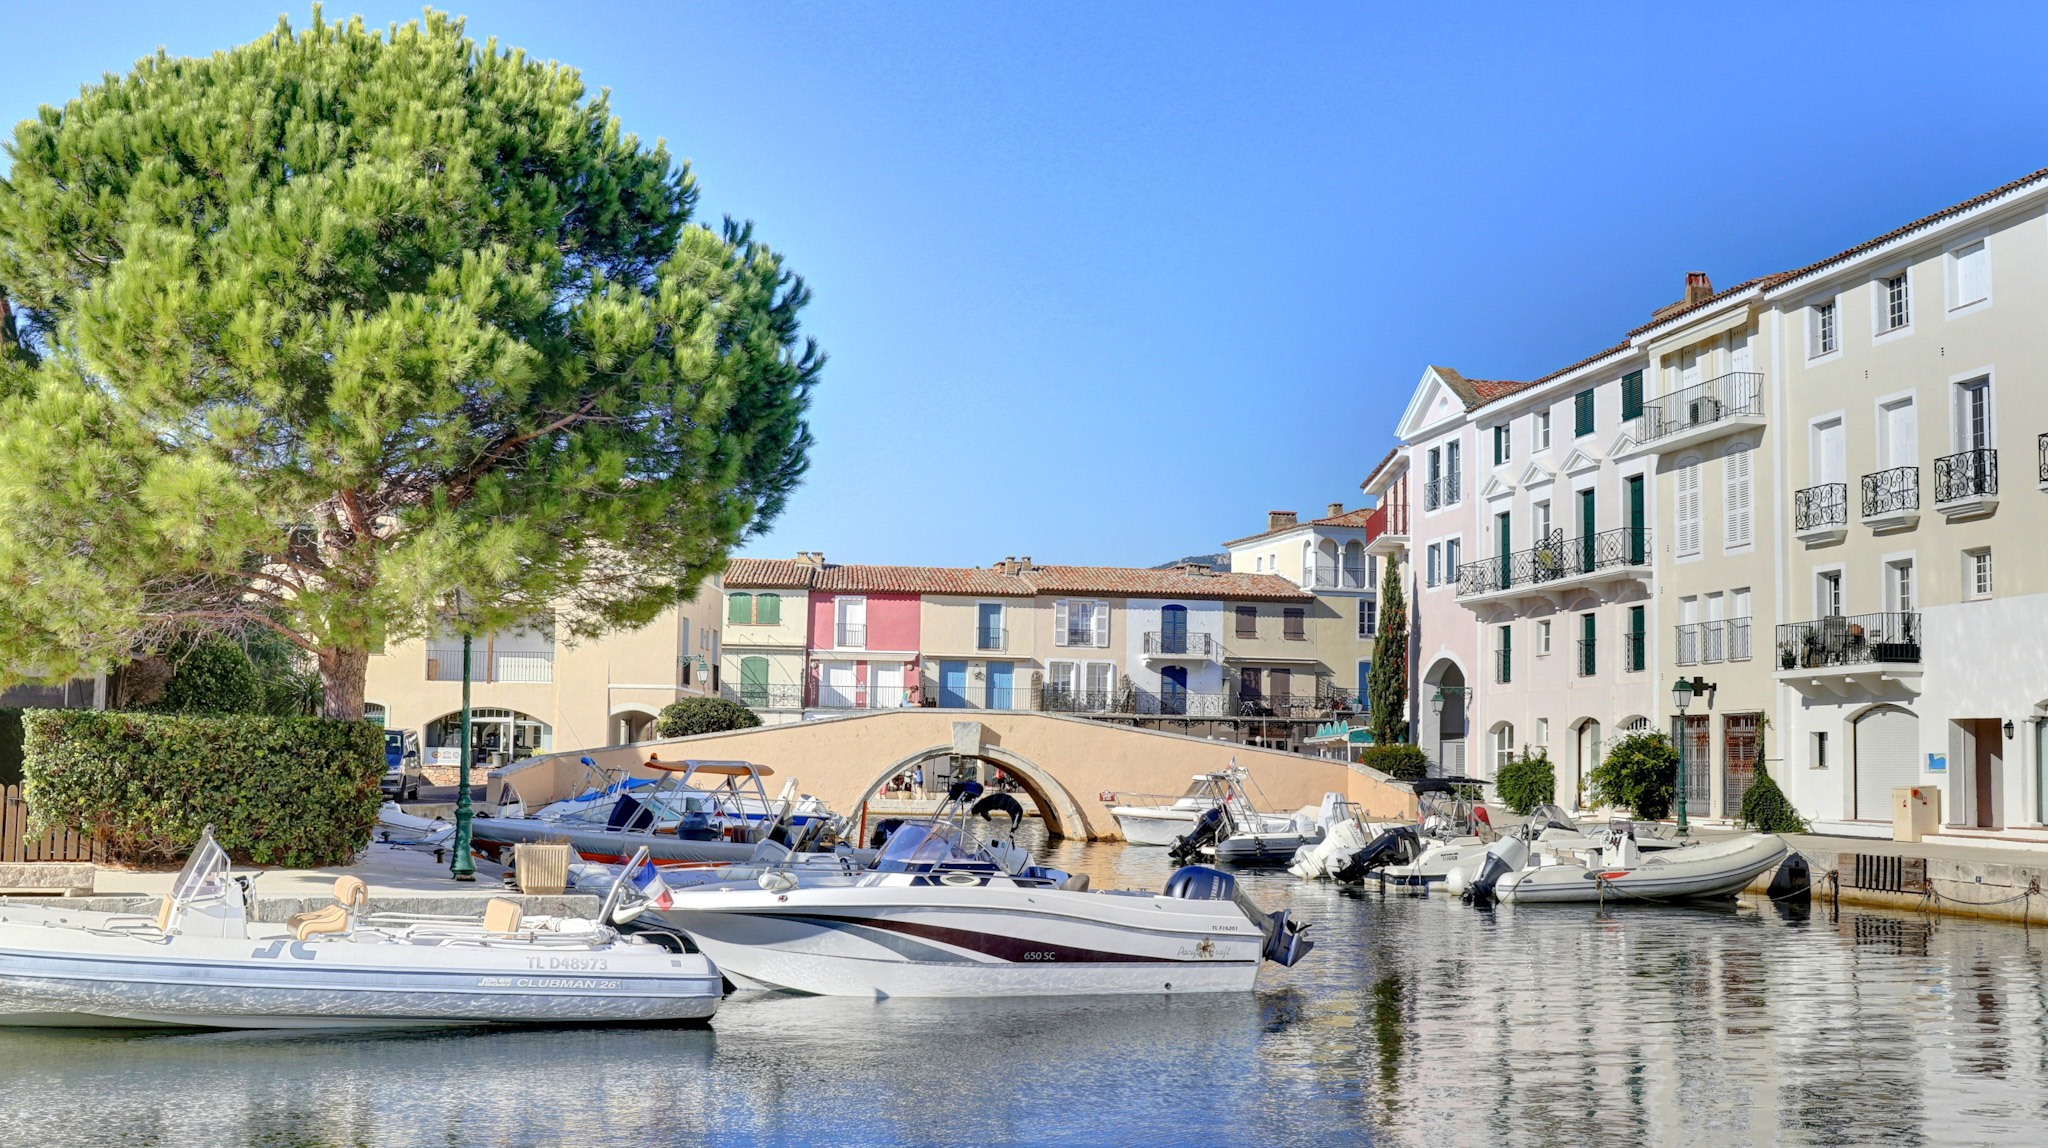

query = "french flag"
[{"left": 630, "top": 858, "right": 674, "bottom": 910}]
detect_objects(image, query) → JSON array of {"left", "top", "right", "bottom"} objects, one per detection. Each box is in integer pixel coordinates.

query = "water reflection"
[{"left": 4, "top": 834, "right": 2048, "bottom": 1146}]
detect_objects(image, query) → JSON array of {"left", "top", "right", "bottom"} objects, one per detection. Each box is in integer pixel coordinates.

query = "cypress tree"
[
  {"left": 0, "top": 13, "right": 819, "bottom": 717},
  {"left": 1368, "top": 554, "right": 1409, "bottom": 745}
]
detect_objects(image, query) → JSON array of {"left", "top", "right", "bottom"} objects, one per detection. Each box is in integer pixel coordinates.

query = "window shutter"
[
  {"left": 1575, "top": 389, "right": 1595, "bottom": 436},
  {"left": 1092, "top": 603, "right": 1109, "bottom": 648},
  {"left": 1677, "top": 462, "right": 1703, "bottom": 557},
  {"left": 1723, "top": 446, "right": 1753, "bottom": 549},
  {"left": 1054, "top": 600, "right": 1070, "bottom": 646},
  {"left": 728, "top": 592, "right": 752, "bottom": 624},
  {"left": 757, "top": 593, "right": 781, "bottom": 625},
  {"left": 1621, "top": 372, "right": 1643, "bottom": 421}
]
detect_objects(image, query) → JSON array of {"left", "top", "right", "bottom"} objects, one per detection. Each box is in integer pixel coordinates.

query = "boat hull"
[
  {"left": 468, "top": 817, "right": 764, "bottom": 866},
  {"left": 0, "top": 908, "right": 722, "bottom": 1030},
  {"left": 651, "top": 886, "right": 1265, "bottom": 997},
  {"left": 1111, "top": 809, "right": 1199, "bottom": 847},
  {"left": 1212, "top": 832, "right": 1319, "bottom": 866},
  {"left": 1498, "top": 834, "right": 1789, "bottom": 904}
]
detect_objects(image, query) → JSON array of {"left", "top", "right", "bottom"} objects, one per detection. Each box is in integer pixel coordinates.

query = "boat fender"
[
  {"left": 1461, "top": 835, "right": 1529, "bottom": 905},
  {"left": 758, "top": 870, "right": 799, "bottom": 894}
]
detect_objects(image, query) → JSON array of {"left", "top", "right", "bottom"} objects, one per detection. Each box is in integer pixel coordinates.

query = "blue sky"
[{"left": 8, "top": 3, "right": 2048, "bottom": 569}]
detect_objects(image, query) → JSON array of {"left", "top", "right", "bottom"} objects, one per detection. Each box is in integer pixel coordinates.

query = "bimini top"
[{"left": 644, "top": 758, "right": 774, "bottom": 777}]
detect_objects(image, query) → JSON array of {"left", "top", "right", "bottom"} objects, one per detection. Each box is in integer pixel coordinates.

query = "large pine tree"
[
  {"left": 1368, "top": 554, "right": 1409, "bottom": 745},
  {"left": 0, "top": 13, "right": 819, "bottom": 717}
]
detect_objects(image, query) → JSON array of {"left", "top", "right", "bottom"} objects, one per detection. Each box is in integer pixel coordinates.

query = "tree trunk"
[{"left": 318, "top": 646, "right": 371, "bottom": 720}]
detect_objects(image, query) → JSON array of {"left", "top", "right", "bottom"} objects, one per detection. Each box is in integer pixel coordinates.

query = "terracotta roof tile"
[
  {"left": 1021, "top": 565, "right": 1312, "bottom": 602},
  {"left": 812, "top": 565, "right": 1033, "bottom": 595},
  {"left": 723, "top": 558, "right": 815, "bottom": 589}
]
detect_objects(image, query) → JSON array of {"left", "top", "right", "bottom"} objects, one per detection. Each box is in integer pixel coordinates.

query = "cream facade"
[
  {"left": 1223, "top": 505, "right": 1383, "bottom": 711},
  {"left": 364, "top": 581, "right": 726, "bottom": 774}
]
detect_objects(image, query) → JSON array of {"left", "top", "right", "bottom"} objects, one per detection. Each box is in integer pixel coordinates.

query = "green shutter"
[
  {"left": 1620, "top": 371, "right": 1643, "bottom": 421},
  {"left": 756, "top": 592, "right": 781, "bottom": 625},
  {"left": 1575, "top": 389, "right": 1595, "bottom": 437},
  {"left": 728, "top": 592, "right": 753, "bottom": 624}
]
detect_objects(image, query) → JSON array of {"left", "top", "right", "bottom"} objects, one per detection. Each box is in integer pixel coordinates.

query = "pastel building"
[
  {"left": 1395, "top": 367, "right": 1487, "bottom": 777},
  {"left": 1222, "top": 504, "right": 1384, "bottom": 712}
]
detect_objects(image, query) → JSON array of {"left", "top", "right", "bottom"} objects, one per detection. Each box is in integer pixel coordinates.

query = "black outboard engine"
[
  {"left": 867, "top": 817, "right": 907, "bottom": 851},
  {"left": 970, "top": 792, "right": 1025, "bottom": 831},
  {"left": 1167, "top": 807, "right": 1225, "bottom": 868},
  {"left": 1332, "top": 825, "right": 1422, "bottom": 884},
  {"left": 1163, "top": 865, "right": 1314, "bottom": 967},
  {"left": 1459, "top": 835, "right": 1531, "bottom": 906},
  {"left": 947, "top": 779, "right": 985, "bottom": 804}
]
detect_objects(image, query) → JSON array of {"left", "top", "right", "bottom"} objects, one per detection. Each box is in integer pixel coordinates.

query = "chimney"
[
  {"left": 1326, "top": 502, "right": 1344, "bottom": 519},
  {"left": 1000, "top": 555, "right": 1016, "bottom": 574},
  {"left": 1019, "top": 556, "right": 1032, "bottom": 570},
  {"left": 1685, "top": 271, "right": 1713, "bottom": 306},
  {"left": 794, "top": 551, "right": 824, "bottom": 568},
  {"left": 1267, "top": 510, "right": 1298, "bottom": 531}
]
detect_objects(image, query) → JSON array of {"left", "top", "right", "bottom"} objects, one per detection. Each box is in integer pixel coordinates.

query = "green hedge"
[
  {"left": 1739, "top": 761, "right": 1808, "bottom": 834},
  {"left": 1359, "top": 744, "right": 1428, "bottom": 780},
  {"left": 1495, "top": 749, "right": 1556, "bottom": 815},
  {"left": 1587, "top": 730, "right": 1678, "bottom": 820},
  {"left": 656, "top": 696, "right": 762, "bottom": 738},
  {"left": 22, "top": 710, "right": 384, "bottom": 867}
]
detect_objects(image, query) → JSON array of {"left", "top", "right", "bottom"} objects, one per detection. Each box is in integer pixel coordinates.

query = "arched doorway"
[
  {"left": 612, "top": 706, "right": 660, "bottom": 745},
  {"left": 1422, "top": 659, "right": 1467, "bottom": 777},
  {"left": 1854, "top": 705, "right": 1918, "bottom": 821},
  {"left": 426, "top": 707, "right": 553, "bottom": 770},
  {"left": 1573, "top": 718, "right": 1602, "bottom": 811}
]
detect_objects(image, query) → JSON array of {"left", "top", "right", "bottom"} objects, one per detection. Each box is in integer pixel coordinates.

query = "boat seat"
[
  {"left": 1058, "top": 873, "right": 1091, "bottom": 892},
  {"left": 286, "top": 876, "right": 370, "bottom": 941},
  {"left": 483, "top": 897, "right": 523, "bottom": 934}
]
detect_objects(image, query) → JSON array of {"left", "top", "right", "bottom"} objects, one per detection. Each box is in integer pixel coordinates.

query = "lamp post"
[
  {"left": 1671, "top": 678, "right": 1694, "bottom": 836},
  {"left": 449, "top": 589, "right": 477, "bottom": 882}
]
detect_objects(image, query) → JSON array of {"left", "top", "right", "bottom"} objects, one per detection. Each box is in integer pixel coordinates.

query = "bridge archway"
[{"left": 850, "top": 743, "right": 1099, "bottom": 840}]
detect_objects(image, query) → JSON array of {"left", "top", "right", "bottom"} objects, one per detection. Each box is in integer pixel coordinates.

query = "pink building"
[{"left": 806, "top": 568, "right": 924, "bottom": 710}]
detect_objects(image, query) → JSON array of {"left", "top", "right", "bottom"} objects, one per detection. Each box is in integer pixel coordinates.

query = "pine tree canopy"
[{"left": 0, "top": 11, "right": 819, "bottom": 717}]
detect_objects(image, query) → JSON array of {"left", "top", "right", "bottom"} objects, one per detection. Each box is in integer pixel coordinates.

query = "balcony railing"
[
  {"left": 1365, "top": 500, "right": 1408, "bottom": 542},
  {"left": 1794, "top": 483, "right": 1848, "bottom": 531},
  {"left": 1038, "top": 685, "right": 1356, "bottom": 720},
  {"left": 1625, "top": 630, "right": 1646, "bottom": 672},
  {"left": 1775, "top": 612, "right": 1922, "bottom": 670},
  {"left": 1728, "top": 617, "right": 1752, "bottom": 662},
  {"left": 426, "top": 646, "right": 554, "bottom": 683},
  {"left": 834, "top": 624, "right": 867, "bottom": 648},
  {"left": 1454, "top": 526, "right": 1651, "bottom": 597},
  {"left": 1307, "top": 565, "right": 1372, "bottom": 590},
  {"left": 1577, "top": 637, "right": 1596, "bottom": 677},
  {"left": 1424, "top": 478, "right": 1443, "bottom": 511},
  {"left": 976, "top": 628, "right": 1008, "bottom": 652},
  {"left": 1495, "top": 647, "right": 1511, "bottom": 684},
  {"left": 1933, "top": 448, "right": 1997, "bottom": 504},
  {"left": 1633, "top": 371, "right": 1764, "bottom": 445},
  {"left": 1676, "top": 624, "right": 1699, "bottom": 667},
  {"left": 806, "top": 680, "right": 925, "bottom": 710},
  {"left": 2039, "top": 433, "right": 2048, "bottom": 485},
  {"left": 1143, "top": 631, "right": 1226, "bottom": 657},
  {"left": 1861, "top": 466, "right": 1919, "bottom": 518},
  {"left": 723, "top": 683, "right": 805, "bottom": 710}
]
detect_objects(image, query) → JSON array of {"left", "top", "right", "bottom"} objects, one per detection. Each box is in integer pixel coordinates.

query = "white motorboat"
[
  {"left": 1487, "top": 832, "right": 1791, "bottom": 905},
  {"left": 1167, "top": 772, "right": 1334, "bottom": 868},
  {"left": 643, "top": 783, "right": 1315, "bottom": 997},
  {"left": 1353, "top": 777, "right": 1498, "bottom": 887},
  {"left": 514, "top": 755, "right": 833, "bottom": 829},
  {"left": 1107, "top": 773, "right": 1293, "bottom": 847},
  {"left": 0, "top": 833, "right": 722, "bottom": 1029}
]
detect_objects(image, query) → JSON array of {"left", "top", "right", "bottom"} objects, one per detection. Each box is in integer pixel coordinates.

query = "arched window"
[
  {"left": 1342, "top": 540, "right": 1367, "bottom": 588},
  {"left": 1492, "top": 722, "right": 1516, "bottom": 777}
]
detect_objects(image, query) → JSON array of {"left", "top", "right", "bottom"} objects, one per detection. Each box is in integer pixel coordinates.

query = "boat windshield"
[
  {"left": 1528, "top": 804, "right": 1578, "bottom": 833},
  {"left": 168, "top": 829, "right": 232, "bottom": 904},
  {"left": 873, "top": 821, "right": 964, "bottom": 871}
]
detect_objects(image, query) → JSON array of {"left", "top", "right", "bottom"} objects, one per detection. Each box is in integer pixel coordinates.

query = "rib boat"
[
  {"left": 642, "top": 784, "right": 1315, "bottom": 997},
  {"left": 0, "top": 832, "right": 721, "bottom": 1029}
]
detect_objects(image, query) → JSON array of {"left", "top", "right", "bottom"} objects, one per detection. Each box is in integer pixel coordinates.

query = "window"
[
  {"left": 1818, "top": 570, "right": 1843, "bottom": 617},
  {"left": 1537, "top": 619, "right": 1552, "bottom": 655},
  {"left": 1954, "top": 377, "right": 1991, "bottom": 452},
  {"left": 1722, "top": 443, "right": 1754, "bottom": 550},
  {"left": 1445, "top": 441, "right": 1462, "bottom": 503},
  {"left": 726, "top": 592, "right": 781, "bottom": 625},
  {"left": 1877, "top": 399, "right": 1915, "bottom": 471},
  {"left": 1812, "top": 731, "right": 1829, "bottom": 771},
  {"left": 1356, "top": 661, "right": 1371, "bottom": 710},
  {"left": 1444, "top": 538, "right": 1461, "bottom": 584},
  {"left": 1574, "top": 389, "right": 1595, "bottom": 437},
  {"left": 977, "top": 603, "right": 1006, "bottom": 651},
  {"left": 1493, "top": 425, "right": 1511, "bottom": 466},
  {"left": 1810, "top": 300, "right": 1837, "bottom": 356},
  {"left": 1966, "top": 548, "right": 1993, "bottom": 600},
  {"left": 1532, "top": 499, "right": 1551, "bottom": 545},
  {"left": 1950, "top": 239, "right": 1990, "bottom": 309},
  {"left": 738, "top": 656, "right": 770, "bottom": 707},
  {"left": 1627, "top": 605, "right": 1646, "bottom": 671},
  {"left": 1493, "top": 724, "right": 1516, "bottom": 776},
  {"left": 1886, "top": 560, "right": 1914, "bottom": 614},
  {"left": 1534, "top": 410, "right": 1552, "bottom": 451},
  {"left": 1426, "top": 543, "right": 1442, "bottom": 587},
  {"left": 834, "top": 597, "right": 866, "bottom": 648},
  {"left": 1283, "top": 608, "right": 1306, "bottom": 640},
  {"left": 1236, "top": 605, "right": 1258, "bottom": 638},
  {"left": 1730, "top": 587, "right": 1752, "bottom": 661},
  {"left": 1620, "top": 371, "right": 1644, "bottom": 421},
  {"left": 1675, "top": 457, "right": 1703, "bottom": 558},
  {"left": 1495, "top": 624, "right": 1512, "bottom": 684},
  {"left": 1357, "top": 597, "right": 1377, "bottom": 638},
  {"left": 1426, "top": 447, "right": 1442, "bottom": 510},
  {"left": 1883, "top": 273, "right": 1910, "bottom": 331},
  {"left": 1054, "top": 600, "right": 1109, "bottom": 647},
  {"left": 1254, "top": 556, "right": 1262, "bottom": 572},
  {"left": 1577, "top": 613, "right": 1596, "bottom": 676}
]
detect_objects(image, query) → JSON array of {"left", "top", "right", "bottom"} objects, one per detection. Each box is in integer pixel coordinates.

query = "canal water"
[{"left": 4, "top": 833, "right": 2047, "bottom": 1147}]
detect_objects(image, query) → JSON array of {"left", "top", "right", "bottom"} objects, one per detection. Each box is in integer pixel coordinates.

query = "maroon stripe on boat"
[{"left": 825, "top": 915, "right": 1182, "bottom": 963}]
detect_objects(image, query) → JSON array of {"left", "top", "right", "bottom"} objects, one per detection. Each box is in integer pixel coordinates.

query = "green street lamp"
[
  {"left": 1671, "top": 678, "right": 1692, "bottom": 836},
  {"left": 449, "top": 589, "right": 478, "bottom": 882}
]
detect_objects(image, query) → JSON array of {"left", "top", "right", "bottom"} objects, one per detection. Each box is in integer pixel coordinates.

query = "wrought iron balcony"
[
  {"left": 2039, "top": 433, "right": 2048, "bottom": 489},
  {"left": 1794, "top": 482, "right": 1848, "bottom": 542},
  {"left": 1775, "top": 612, "right": 1921, "bottom": 670},
  {"left": 1632, "top": 371, "right": 1765, "bottom": 449},
  {"left": 976, "top": 628, "right": 1008, "bottom": 652},
  {"left": 723, "top": 683, "right": 805, "bottom": 710},
  {"left": 1454, "top": 527, "right": 1652, "bottom": 601},
  {"left": 1576, "top": 637, "right": 1596, "bottom": 677},
  {"left": 1728, "top": 617, "right": 1752, "bottom": 662},
  {"left": 1933, "top": 448, "right": 1998, "bottom": 517},
  {"left": 1306, "top": 565, "right": 1372, "bottom": 590},
  {"left": 1495, "top": 646, "right": 1511, "bottom": 684},
  {"left": 1676, "top": 623, "right": 1699, "bottom": 666},
  {"left": 427, "top": 645, "right": 554, "bottom": 683},
  {"left": 1859, "top": 466, "right": 1919, "bottom": 528},
  {"left": 834, "top": 623, "right": 867, "bottom": 648},
  {"left": 1424, "top": 478, "right": 1442, "bottom": 511},
  {"left": 1142, "top": 631, "right": 1226, "bottom": 659},
  {"left": 1625, "top": 630, "right": 1647, "bottom": 672}
]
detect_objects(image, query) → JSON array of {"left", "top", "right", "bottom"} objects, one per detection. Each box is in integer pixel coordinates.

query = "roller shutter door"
[{"left": 1854, "top": 706, "right": 1919, "bottom": 820}]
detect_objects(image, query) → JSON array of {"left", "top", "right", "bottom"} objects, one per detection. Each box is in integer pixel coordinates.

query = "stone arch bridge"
[{"left": 489, "top": 710, "right": 1417, "bottom": 841}]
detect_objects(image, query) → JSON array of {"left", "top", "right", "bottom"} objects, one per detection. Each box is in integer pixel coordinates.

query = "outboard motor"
[
  {"left": 1167, "top": 807, "right": 1225, "bottom": 868},
  {"left": 1163, "top": 865, "right": 1314, "bottom": 967},
  {"left": 1460, "top": 834, "right": 1530, "bottom": 905},
  {"left": 1332, "top": 825, "right": 1422, "bottom": 884},
  {"left": 971, "top": 792, "right": 1025, "bottom": 831},
  {"left": 867, "top": 818, "right": 907, "bottom": 851}
]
